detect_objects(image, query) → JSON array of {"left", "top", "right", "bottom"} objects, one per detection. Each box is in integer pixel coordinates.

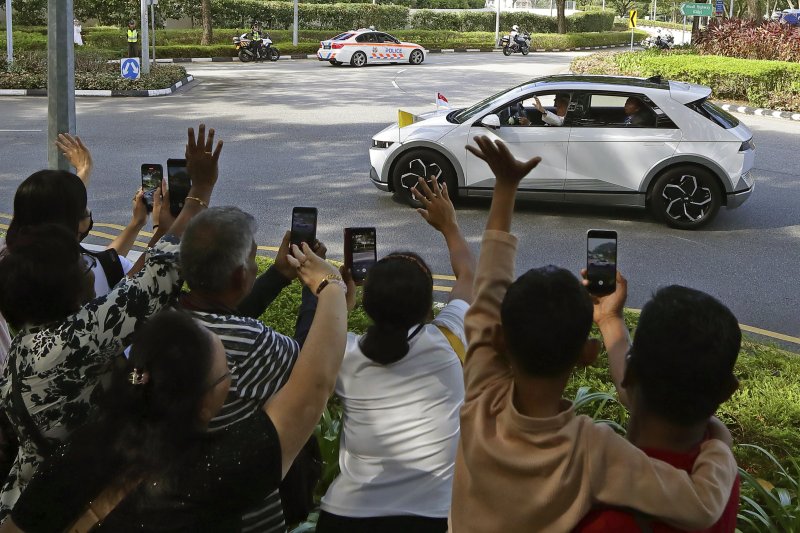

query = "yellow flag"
[{"left": 398, "top": 109, "right": 416, "bottom": 128}]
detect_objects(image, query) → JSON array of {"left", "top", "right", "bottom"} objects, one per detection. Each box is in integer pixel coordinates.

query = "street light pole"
[
  {"left": 728, "top": 0, "right": 733, "bottom": 17},
  {"left": 495, "top": 0, "right": 500, "bottom": 46},
  {"left": 5, "top": 0, "right": 12, "bottom": 63},
  {"left": 292, "top": 0, "right": 298, "bottom": 47},
  {"left": 150, "top": 0, "right": 156, "bottom": 64},
  {"left": 140, "top": 0, "right": 150, "bottom": 74},
  {"left": 47, "top": 0, "right": 75, "bottom": 170}
]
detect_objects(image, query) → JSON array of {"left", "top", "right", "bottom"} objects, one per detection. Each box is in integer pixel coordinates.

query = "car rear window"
[
  {"left": 687, "top": 99, "right": 740, "bottom": 129},
  {"left": 332, "top": 32, "right": 354, "bottom": 41}
]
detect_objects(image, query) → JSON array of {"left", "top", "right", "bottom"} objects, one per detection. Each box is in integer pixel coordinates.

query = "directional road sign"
[
  {"left": 680, "top": 2, "right": 714, "bottom": 16},
  {"left": 120, "top": 57, "right": 141, "bottom": 80},
  {"left": 715, "top": 0, "right": 724, "bottom": 15},
  {"left": 628, "top": 9, "right": 638, "bottom": 28}
]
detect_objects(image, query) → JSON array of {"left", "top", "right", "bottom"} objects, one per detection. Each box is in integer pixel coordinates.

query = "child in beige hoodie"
[{"left": 449, "top": 136, "right": 737, "bottom": 533}]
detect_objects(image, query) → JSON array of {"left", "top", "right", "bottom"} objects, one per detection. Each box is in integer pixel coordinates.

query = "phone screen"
[
  {"left": 586, "top": 230, "right": 617, "bottom": 296},
  {"left": 346, "top": 227, "right": 377, "bottom": 283},
  {"left": 141, "top": 164, "right": 163, "bottom": 213},
  {"left": 291, "top": 207, "right": 318, "bottom": 247},
  {"left": 167, "top": 159, "right": 190, "bottom": 217}
]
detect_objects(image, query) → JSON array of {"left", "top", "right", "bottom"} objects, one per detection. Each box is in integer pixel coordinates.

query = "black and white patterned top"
[
  {"left": 0, "top": 236, "right": 182, "bottom": 519},
  {"left": 188, "top": 309, "right": 299, "bottom": 533}
]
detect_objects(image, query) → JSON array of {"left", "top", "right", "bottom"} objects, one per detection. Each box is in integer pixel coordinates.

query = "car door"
[
  {"left": 355, "top": 32, "right": 377, "bottom": 61},
  {"left": 376, "top": 32, "right": 405, "bottom": 61},
  {"left": 565, "top": 91, "right": 681, "bottom": 203},
  {"left": 463, "top": 93, "right": 569, "bottom": 199}
]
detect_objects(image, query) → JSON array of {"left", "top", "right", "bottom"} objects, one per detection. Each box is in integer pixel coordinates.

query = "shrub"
[
  {"left": 737, "top": 445, "right": 800, "bottom": 532},
  {"left": 695, "top": 19, "right": 800, "bottom": 62},
  {"left": 571, "top": 49, "right": 800, "bottom": 112}
]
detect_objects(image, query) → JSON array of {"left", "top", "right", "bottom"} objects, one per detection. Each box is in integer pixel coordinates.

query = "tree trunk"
[
  {"left": 201, "top": 0, "right": 213, "bottom": 46},
  {"left": 557, "top": 0, "right": 567, "bottom": 33}
]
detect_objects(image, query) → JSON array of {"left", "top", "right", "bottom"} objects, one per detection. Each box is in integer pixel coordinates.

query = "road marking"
[
  {"left": 396, "top": 69, "right": 406, "bottom": 74},
  {"left": 0, "top": 212, "right": 797, "bottom": 346},
  {"left": 0, "top": 129, "right": 42, "bottom": 132},
  {"left": 391, "top": 81, "right": 400, "bottom": 89}
]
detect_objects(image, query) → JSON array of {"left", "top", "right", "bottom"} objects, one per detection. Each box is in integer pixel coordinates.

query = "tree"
[
  {"left": 200, "top": 0, "right": 212, "bottom": 45},
  {"left": 557, "top": 0, "right": 567, "bottom": 32}
]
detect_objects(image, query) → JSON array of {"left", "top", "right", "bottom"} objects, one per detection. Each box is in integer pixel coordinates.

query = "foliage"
[
  {"left": 0, "top": 51, "right": 188, "bottom": 90},
  {"left": 695, "top": 18, "right": 800, "bottom": 62},
  {"left": 570, "top": 49, "right": 800, "bottom": 112},
  {"left": 409, "top": 9, "right": 614, "bottom": 32},
  {"left": 631, "top": 18, "right": 690, "bottom": 29},
  {"left": 737, "top": 445, "right": 800, "bottom": 532}
]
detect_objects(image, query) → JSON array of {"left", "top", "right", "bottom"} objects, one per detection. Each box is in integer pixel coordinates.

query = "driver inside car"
[{"left": 515, "top": 93, "right": 571, "bottom": 126}]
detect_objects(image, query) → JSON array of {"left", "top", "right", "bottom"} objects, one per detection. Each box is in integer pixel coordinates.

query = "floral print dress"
[{"left": 0, "top": 236, "right": 182, "bottom": 518}]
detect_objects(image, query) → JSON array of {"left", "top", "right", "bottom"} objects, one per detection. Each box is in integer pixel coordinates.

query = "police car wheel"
[
  {"left": 409, "top": 49, "right": 424, "bottom": 65},
  {"left": 351, "top": 52, "right": 367, "bottom": 67}
]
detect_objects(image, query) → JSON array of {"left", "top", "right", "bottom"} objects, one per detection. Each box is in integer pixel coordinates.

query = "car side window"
[
  {"left": 575, "top": 93, "right": 658, "bottom": 128},
  {"left": 376, "top": 33, "right": 400, "bottom": 44},
  {"left": 356, "top": 33, "right": 376, "bottom": 43},
  {"left": 496, "top": 94, "right": 557, "bottom": 127}
]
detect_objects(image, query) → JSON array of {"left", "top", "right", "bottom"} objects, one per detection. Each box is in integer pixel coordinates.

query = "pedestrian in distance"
[{"left": 126, "top": 20, "right": 139, "bottom": 59}]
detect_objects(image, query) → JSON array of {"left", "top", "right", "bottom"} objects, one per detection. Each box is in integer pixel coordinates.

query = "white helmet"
[{"left": 512, "top": 25, "right": 519, "bottom": 31}]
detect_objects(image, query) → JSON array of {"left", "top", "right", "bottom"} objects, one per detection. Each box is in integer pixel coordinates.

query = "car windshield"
[
  {"left": 687, "top": 98, "right": 740, "bottom": 129},
  {"left": 451, "top": 80, "right": 536, "bottom": 123}
]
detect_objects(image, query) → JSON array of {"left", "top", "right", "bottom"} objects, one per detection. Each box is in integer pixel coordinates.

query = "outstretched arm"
[
  {"left": 412, "top": 176, "right": 475, "bottom": 304},
  {"left": 108, "top": 189, "right": 148, "bottom": 258},
  {"left": 55, "top": 133, "right": 93, "bottom": 186}
]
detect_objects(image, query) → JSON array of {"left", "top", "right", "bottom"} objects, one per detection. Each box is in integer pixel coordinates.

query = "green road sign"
[{"left": 680, "top": 2, "right": 714, "bottom": 16}]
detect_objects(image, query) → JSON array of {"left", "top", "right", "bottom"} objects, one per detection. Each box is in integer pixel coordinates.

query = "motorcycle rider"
[
  {"left": 246, "top": 21, "right": 265, "bottom": 59},
  {"left": 509, "top": 25, "right": 527, "bottom": 50}
]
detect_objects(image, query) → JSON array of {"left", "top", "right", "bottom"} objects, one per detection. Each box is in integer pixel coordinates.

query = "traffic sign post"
[
  {"left": 680, "top": 2, "right": 714, "bottom": 16},
  {"left": 121, "top": 57, "right": 141, "bottom": 80},
  {"left": 715, "top": 0, "right": 724, "bottom": 15},
  {"left": 628, "top": 9, "right": 637, "bottom": 51}
]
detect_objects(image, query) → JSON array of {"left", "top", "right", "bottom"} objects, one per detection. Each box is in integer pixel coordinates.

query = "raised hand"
[
  {"left": 412, "top": 176, "right": 458, "bottom": 234},
  {"left": 55, "top": 133, "right": 93, "bottom": 185},
  {"left": 466, "top": 135, "right": 541, "bottom": 189},
  {"left": 273, "top": 231, "right": 297, "bottom": 281},
  {"left": 185, "top": 124, "right": 223, "bottom": 193},
  {"left": 287, "top": 242, "right": 341, "bottom": 294},
  {"left": 156, "top": 180, "right": 175, "bottom": 233},
  {"left": 131, "top": 188, "right": 148, "bottom": 227},
  {"left": 339, "top": 265, "right": 357, "bottom": 312}
]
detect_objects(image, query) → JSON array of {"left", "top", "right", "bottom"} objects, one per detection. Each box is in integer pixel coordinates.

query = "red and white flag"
[{"left": 436, "top": 92, "right": 450, "bottom": 109}]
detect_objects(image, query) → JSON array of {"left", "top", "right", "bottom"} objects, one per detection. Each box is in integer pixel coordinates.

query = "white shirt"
[
  {"left": 90, "top": 254, "right": 134, "bottom": 296},
  {"left": 74, "top": 24, "right": 83, "bottom": 46},
  {"left": 542, "top": 109, "right": 565, "bottom": 126},
  {"left": 321, "top": 299, "right": 468, "bottom": 519}
]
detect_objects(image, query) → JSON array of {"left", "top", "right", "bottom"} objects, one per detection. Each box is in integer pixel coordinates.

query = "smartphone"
[
  {"left": 290, "top": 207, "right": 318, "bottom": 248},
  {"left": 586, "top": 230, "right": 618, "bottom": 296},
  {"left": 344, "top": 227, "right": 377, "bottom": 284},
  {"left": 167, "top": 158, "right": 190, "bottom": 217},
  {"left": 140, "top": 164, "right": 163, "bottom": 213}
]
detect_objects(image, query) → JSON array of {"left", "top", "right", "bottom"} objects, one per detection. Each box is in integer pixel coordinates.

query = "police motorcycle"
[
  {"left": 501, "top": 26, "right": 531, "bottom": 56},
  {"left": 234, "top": 32, "right": 280, "bottom": 62},
  {"left": 641, "top": 29, "right": 674, "bottom": 49}
]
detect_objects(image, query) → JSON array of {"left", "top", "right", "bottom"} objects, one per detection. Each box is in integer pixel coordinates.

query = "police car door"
[{"left": 377, "top": 32, "right": 404, "bottom": 61}]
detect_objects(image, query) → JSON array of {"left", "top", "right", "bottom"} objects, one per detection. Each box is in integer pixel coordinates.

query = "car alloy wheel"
[
  {"left": 392, "top": 150, "right": 455, "bottom": 208},
  {"left": 409, "top": 49, "right": 424, "bottom": 65},
  {"left": 351, "top": 51, "right": 367, "bottom": 67},
  {"left": 650, "top": 166, "right": 721, "bottom": 229}
]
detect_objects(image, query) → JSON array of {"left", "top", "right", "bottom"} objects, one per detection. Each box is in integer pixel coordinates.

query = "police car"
[{"left": 317, "top": 29, "right": 426, "bottom": 67}]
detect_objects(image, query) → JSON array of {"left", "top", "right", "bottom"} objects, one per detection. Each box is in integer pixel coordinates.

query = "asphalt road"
[{"left": 0, "top": 52, "right": 798, "bottom": 349}]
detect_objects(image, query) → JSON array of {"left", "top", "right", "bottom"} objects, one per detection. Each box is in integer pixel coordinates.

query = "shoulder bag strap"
[
  {"left": 9, "top": 351, "right": 53, "bottom": 458},
  {"left": 436, "top": 325, "right": 466, "bottom": 363},
  {"left": 92, "top": 248, "right": 125, "bottom": 288},
  {"left": 67, "top": 479, "right": 141, "bottom": 533}
]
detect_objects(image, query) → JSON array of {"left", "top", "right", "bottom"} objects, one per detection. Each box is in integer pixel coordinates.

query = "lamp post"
[
  {"left": 5, "top": 0, "right": 12, "bottom": 63},
  {"left": 47, "top": 0, "right": 75, "bottom": 170},
  {"left": 495, "top": 0, "right": 501, "bottom": 46},
  {"left": 140, "top": 0, "right": 150, "bottom": 74}
]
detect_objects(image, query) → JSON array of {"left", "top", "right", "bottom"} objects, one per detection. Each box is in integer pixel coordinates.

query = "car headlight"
[{"left": 372, "top": 140, "right": 394, "bottom": 149}]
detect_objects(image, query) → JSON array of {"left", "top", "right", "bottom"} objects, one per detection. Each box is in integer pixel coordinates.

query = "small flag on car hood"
[
  {"left": 398, "top": 109, "right": 418, "bottom": 128},
  {"left": 436, "top": 92, "right": 450, "bottom": 109}
]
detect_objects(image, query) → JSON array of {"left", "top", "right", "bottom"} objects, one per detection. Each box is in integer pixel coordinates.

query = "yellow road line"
[{"left": 2, "top": 213, "right": 797, "bottom": 346}]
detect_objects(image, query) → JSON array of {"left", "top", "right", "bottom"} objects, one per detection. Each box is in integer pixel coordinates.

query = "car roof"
[{"left": 531, "top": 74, "right": 672, "bottom": 90}]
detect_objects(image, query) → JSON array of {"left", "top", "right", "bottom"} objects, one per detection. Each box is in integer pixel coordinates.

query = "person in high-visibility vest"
[{"left": 127, "top": 20, "right": 139, "bottom": 58}]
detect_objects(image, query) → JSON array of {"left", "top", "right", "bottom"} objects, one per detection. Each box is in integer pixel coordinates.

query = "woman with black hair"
[
  {"left": 3, "top": 239, "right": 348, "bottom": 531},
  {"left": 0, "top": 125, "right": 221, "bottom": 519},
  {"left": 317, "top": 178, "right": 475, "bottom": 533}
]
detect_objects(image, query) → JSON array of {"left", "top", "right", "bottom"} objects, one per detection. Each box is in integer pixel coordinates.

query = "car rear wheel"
[
  {"left": 649, "top": 166, "right": 722, "bottom": 229},
  {"left": 409, "top": 49, "right": 424, "bottom": 65},
  {"left": 392, "top": 150, "right": 456, "bottom": 208},
  {"left": 351, "top": 51, "right": 367, "bottom": 67}
]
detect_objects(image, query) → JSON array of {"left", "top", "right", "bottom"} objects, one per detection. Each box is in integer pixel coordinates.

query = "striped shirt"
[{"left": 188, "top": 310, "right": 299, "bottom": 533}]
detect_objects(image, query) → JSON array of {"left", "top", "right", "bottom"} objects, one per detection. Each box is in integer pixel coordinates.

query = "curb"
[
  {"left": 0, "top": 75, "right": 195, "bottom": 97},
  {"left": 719, "top": 103, "right": 800, "bottom": 122}
]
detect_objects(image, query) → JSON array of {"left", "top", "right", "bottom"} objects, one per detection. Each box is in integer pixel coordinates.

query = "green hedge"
[
  {"left": 571, "top": 50, "right": 800, "bottom": 112},
  {"left": 298, "top": 0, "right": 486, "bottom": 6},
  {"left": 410, "top": 10, "right": 613, "bottom": 32}
]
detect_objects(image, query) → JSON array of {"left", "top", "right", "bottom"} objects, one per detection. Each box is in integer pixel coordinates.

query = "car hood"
[{"left": 373, "top": 109, "right": 459, "bottom": 143}]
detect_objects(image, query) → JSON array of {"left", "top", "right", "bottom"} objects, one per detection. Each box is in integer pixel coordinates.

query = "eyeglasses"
[
  {"left": 80, "top": 253, "right": 98, "bottom": 275},
  {"left": 207, "top": 364, "right": 237, "bottom": 390}
]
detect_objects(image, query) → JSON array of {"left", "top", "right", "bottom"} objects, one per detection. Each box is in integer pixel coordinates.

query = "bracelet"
[
  {"left": 152, "top": 224, "right": 159, "bottom": 229},
  {"left": 185, "top": 196, "right": 209, "bottom": 208},
  {"left": 316, "top": 276, "right": 346, "bottom": 296}
]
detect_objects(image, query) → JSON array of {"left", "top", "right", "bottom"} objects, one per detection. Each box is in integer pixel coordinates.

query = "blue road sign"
[
  {"left": 715, "top": 0, "right": 724, "bottom": 15},
  {"left": 120, "top": 58, "right": 141, "bottom": 80}
]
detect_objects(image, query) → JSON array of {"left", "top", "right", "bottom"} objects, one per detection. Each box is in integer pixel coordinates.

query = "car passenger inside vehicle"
[
  {"left": 570, "top": 93, "right": 657, "bottom": 127},
  {"left": 498, "top": 94, "right": 568, "bottom": 126}
]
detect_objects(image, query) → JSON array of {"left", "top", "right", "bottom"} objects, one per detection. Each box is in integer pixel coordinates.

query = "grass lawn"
[{"left": 252, "top": 255, "right": 800, "bottom": 531}]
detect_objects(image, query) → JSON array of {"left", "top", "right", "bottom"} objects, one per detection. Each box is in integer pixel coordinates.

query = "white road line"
[
  {"left": 0, "top": 129, "right": 42, "bottom": 132},
  {"left": 391, "top": 80, "right": 400, "bottom": 89},
  {"left": 396, "top": 69, "right": 406, "bottom": 74}
]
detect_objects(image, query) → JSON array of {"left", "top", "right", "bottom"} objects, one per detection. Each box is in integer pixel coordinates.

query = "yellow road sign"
[{"left": 628, "top": 9, "right": 638, "bottom": 28}]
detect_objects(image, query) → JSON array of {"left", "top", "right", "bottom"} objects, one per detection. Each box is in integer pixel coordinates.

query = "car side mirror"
[{"left": 481, "top": 114, "right": 501, "bottom": 130}]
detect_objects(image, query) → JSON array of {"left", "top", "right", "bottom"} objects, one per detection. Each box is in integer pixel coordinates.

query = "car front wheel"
[
  {"left": 350, "top": 51, "right": 367, "bottom": 67},
  {"left": 409, "top": 49, "right": 424, "bottom": 65},
  {"left": 392, "top": 150, "right": 456, "bottom": 208},
  {"left": 650, "top": 166, "right": 722, "bottom": 229}
]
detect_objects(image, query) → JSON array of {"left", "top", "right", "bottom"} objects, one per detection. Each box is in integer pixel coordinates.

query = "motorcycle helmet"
[{"left": 512, "top": 25, "right": 519, "bottom": 31}]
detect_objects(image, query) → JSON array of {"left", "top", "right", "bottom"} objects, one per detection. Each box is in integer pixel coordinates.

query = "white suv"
[{"left": 369, "top": 74, "right": 755, "bottom": 229}]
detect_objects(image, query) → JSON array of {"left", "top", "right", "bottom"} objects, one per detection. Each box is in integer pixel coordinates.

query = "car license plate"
[{"left": 324, "top": 44, "right": 331, "bottom": 49}]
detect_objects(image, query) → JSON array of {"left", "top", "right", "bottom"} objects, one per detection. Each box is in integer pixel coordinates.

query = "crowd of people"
[{"left": 0, "top": 124, "right": 743, "bottom": 532}]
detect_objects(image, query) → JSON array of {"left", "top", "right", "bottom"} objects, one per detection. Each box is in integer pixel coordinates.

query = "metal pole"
[
  {"left": 630, "top": 28, "right": 634, "bottom": 50},
  {"left": 550, "top": 0, "right": 554, "bottom": 17},
  {"left": 47, "top": 0, "right": 75, "bottom": 171},
  {"left": 292, "top": 0, "right": 298, "bottom": 47},
  {"left": 150, "top": 1, "right": 155, "bottom": 63},
  {"left": 495, "top": 0, "right": 500, "bottom": 46},
  {"left": 602, "top": 0, "right": 605, "bottom": 10},
  {"left": 728, "top": 0, "right": 733, "bottom": 17},
  {"left": 140, "top": 0, "right": 149, "bottom": 74},
  {"left": 5, "top": 0, "right": 12, "bottom": 63}
]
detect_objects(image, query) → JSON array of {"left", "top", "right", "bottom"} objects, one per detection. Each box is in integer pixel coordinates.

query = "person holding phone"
[{"left": 317, "top": 177, "right": 475, "bottom": 533}]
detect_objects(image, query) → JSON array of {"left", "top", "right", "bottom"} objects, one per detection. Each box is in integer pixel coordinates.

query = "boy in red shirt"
[{"left": 575, "top": 276, "right": 741, "bottom": 532}]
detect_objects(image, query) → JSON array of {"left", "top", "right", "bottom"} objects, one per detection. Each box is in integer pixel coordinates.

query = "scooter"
[
  {"left": 234, "top": 33, "right": 280, "bottom": 62},
  {"left": 500, "top": 31, "right": 531, "bottom": 56}
]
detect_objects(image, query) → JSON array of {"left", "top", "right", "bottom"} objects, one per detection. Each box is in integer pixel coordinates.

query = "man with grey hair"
[{"left": 179, "top": 206, "right": 321, "bottom": 533}]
